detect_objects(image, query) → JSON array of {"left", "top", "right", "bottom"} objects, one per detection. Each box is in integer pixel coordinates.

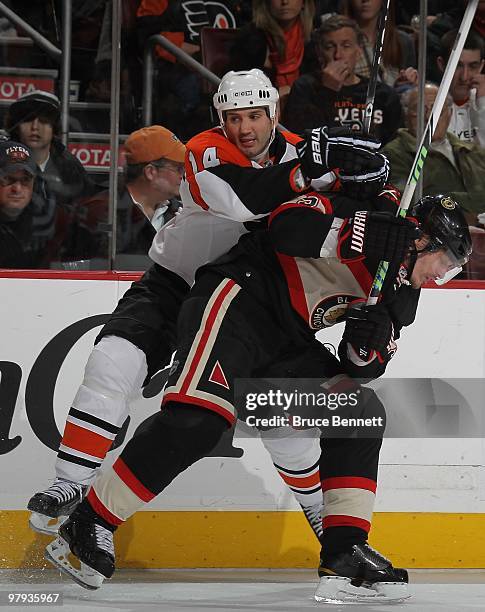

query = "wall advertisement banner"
[{"left": 1, "top": 276, "right": 484, "bottom": 514}]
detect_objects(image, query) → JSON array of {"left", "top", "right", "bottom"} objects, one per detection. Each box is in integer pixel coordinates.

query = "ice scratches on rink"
[{"left": 1, "top": 569, "right": 485, "bottom": 611}]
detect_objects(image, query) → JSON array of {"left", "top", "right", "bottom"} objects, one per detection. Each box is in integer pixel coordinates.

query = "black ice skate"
[
  {"left": 28, "top": 479, "right": 87, "bottom": 536},
  {"left": 315, "top": 543, "right": 410, "bottom": 604},
  {"left": 44, "top": 511, "right": 115, "bottom": 590}
]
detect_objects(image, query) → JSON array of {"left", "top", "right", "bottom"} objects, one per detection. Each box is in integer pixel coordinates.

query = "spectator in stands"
[
  {"left": 340, "top": 0, "right": 416, "bottom": 88},
  {"left": 0, "top": 140, "right": 57, "bottom": 269},
  {"left": 437, "top": 30, "right": 485, "bottom": 148},
  {"left": 383, "top": 83, "right": 485, "bottom": 220},
  {"left": 230, "top": 0, "right": 317, "bottom": 99},
  {"left": 136, "top": 1, "right": 247, "bottom": 138},
  {"left": 4, "top": 90, "right": 97, "bottom": 208},
  {"left": 427, "top": 0, "right": 485, "bottom": 83},
  {"left": 283, "top": 14, "right": 402, "bottom": 142},
  {"left": 68, "top": 125, "right": 185, "bottom": 270}
]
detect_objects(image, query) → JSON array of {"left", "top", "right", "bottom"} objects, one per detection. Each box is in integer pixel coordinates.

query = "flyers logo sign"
[
  {"left": 182, "top": 1, "right": 237, "bottom": 40},
  {"left": 204, "top": 1, "right": 237, "bottom": 28},
  {"left": 310, "top": 294, "right": 354, "bottom": 329}
]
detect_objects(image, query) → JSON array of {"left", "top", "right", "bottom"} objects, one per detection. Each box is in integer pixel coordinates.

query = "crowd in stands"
[
  {"left": 282, "top": 14, "right": 403, "bottom": 142},
  {"left": 383, "top": 82, "right": 485, "bottom": 220},
  {"left": 0, "top": 0, "right": 484, "bottom": 276}
]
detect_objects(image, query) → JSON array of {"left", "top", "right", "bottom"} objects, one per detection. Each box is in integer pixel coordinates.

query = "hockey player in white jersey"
[{"left": 27, "top": 69, "right": 391, "bottom": 542}]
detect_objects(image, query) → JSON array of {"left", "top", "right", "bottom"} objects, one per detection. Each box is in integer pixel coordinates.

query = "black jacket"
[
  {"left": 43, "top": 138, "right": 97, "bottom": 207},
  {"left": 283, "top": 72, "right": 403, "bottom": 143},
  {"left": 0, "top": 179, "right": 57, "bottom": 269}
]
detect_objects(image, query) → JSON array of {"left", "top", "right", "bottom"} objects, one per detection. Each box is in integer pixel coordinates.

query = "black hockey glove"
[
  {"left": 337, "top": 210, "right": 419, "bottom": 264},
  {"left": 339, "top": 153, "right": 390, "bottom": 200},
  {"left": 295, "top": 126, "right": 381, "bottom": 179},
  {"left": 375, "top": 184, "right": 401, "bottom": 212},
  {"left": 343, "top": 301, "right": 393, "bottom": 353}
]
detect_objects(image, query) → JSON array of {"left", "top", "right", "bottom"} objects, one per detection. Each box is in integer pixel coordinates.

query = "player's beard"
[{"left": 249, "top": 126, "right": 276, "bottom": 164}]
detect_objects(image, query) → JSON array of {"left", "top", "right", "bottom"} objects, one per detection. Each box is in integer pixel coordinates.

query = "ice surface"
[{"left": 0, "top": 569, "right": 484, "bottom": 611}]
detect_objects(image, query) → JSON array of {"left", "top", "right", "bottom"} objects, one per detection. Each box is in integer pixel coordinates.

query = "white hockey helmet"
[{"left": 213, "top": 69, "right": 279, "bottom": 126}]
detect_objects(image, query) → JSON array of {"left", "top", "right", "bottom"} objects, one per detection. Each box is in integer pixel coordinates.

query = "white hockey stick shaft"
[{"left": 367, "top": 0, "right": 478, "bottom": 304}]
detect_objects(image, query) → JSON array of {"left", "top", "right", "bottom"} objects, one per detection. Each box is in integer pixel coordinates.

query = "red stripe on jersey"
[
  {"left": 112, "top": 457, "right": 156, "bottom": 503},
  {"left": 322, "top": 476, "right": 377, "bottom": 493},
  {"left": 278, "top": 470, "right": 321, "bottom": 489},
  {"left": 180, "top": 279, "right": 236, "bottom": 395},
  {"left": 268, "top": 202, "right": 309, "bottom": 225},
  {"left": 268, "top": 194, "right": 333, "bottom": 226},
  {"left": 163, "top": 392, "right": 236, "bottom": 425},
  {"left": 323, "top": 514, "right": 371, "bottom": 532},
  {"left": 319, "top": 195, "right": 333, "bottom": 214},
  {"left": 288, "top": 165, "right": 308, "bottom": 193},
  {"left": 87, "top": 487, "right": 123, "bottom": 527},
  {"left": 186, "top": 173, "right": 209, "bottom": 210},
  {"left": 330, "top": 176, "right": 342, "bottom": 191},
  {"left": 345, "top": 259, "right": 374, "bottom": 295},
  {"left": 61, "top": 422, "right": 113, "bottom": 459},
  {"left": 276, "top": 253, "right": 310, "bottom": 322},
  {"left": 280, "top": 130, "right": 303, "bottom": 146},
  {"left": 346, "top": 259, "right": 374, "bottom": 295}
]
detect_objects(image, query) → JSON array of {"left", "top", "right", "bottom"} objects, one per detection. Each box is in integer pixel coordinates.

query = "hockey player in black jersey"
[
  {"left": 44, "top": 184, "right": 471, "bottom": 602},
  {"left": 28, "top": 69, "right": 392, "bottom": 540}
]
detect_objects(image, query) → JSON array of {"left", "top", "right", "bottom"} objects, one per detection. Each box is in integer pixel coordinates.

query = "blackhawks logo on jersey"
[{"left": 310, "top": 294, "right": 354, "bottom": 329}]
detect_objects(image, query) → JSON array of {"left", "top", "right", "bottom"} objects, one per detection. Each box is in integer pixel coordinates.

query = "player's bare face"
[
  {"left": 224, "top": 108, "right": 273, "bottom": 160},
  {"left": 319, "top": 28, "right": 361, "bottom": 76},
  {"left": 410, "top": 249, "right": 458, "bottom": 288}
]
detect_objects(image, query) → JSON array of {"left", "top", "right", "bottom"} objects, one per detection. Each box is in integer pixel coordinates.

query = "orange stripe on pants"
[
  {"left": 278, "top": 471, "right": 320, "bottom": 489},
  {"left": 62, "top": 421, "right": 113, "bottom": 459}
]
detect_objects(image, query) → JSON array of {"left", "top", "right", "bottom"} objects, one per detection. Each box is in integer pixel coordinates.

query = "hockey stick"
[
  {"left": 362, "top": 0, "right": 391, "bottom": 135},
  {"left": 367, "top": 0, "right": 479, "bottom": 305}
]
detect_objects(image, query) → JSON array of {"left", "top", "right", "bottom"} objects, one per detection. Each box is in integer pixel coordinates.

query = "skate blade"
[
  {"left": 45, "top": 537, "right": 105, "bottom": 591},
  {"left": 315, "top": 575, "right": 410, "bottom": 604},
  {"left": 29, "top": 512, "right": 67, "bottom": 536}
]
